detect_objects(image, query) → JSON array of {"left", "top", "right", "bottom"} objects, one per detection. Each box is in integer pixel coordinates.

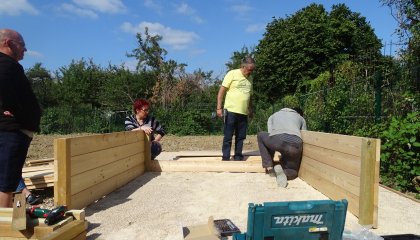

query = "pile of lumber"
[{"left": 23, "top": 158, "right": 54, "bottom": 190}]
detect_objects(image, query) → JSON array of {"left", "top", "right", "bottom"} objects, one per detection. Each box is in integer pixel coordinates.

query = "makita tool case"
[{"left": 233, "top": 199, "right": 348, "bottom": 240}]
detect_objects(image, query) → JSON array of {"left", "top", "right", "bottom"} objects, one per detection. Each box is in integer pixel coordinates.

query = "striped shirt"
[{"left": 124, "top": 114, "right": 166, "bottom": 141}]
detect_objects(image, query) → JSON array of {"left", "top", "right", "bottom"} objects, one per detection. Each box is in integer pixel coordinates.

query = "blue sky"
[{"left": 1, "top": 0, "right": 399, "bottom": 78}]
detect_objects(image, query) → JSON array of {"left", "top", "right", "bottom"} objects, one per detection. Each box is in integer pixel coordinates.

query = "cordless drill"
[
  {"left": 26, "top": 206, "right": 50, "bottom": 218},
  {"left": 26, "top": 205, "right": 68, "bottom": 225},
  {"left": 44, "top": 205, "right": 67, "bottom": 225}
]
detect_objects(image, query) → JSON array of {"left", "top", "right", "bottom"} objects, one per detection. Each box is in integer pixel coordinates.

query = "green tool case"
[{"left": 233, "top": 199, "right": 348, "bottom": 240}]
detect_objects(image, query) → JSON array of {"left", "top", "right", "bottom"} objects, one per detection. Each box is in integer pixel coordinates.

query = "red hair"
[{"left": 133, "top": 98, "right": 150, "bottom": 113}]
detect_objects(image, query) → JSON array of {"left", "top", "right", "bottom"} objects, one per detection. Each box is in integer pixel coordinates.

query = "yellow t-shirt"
[{"left": 222, "top": 69, "right": 252, "bottom": 115}]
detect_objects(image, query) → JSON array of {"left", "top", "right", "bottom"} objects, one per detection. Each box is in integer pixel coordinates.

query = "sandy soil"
[
  {"left": 27, "top": 134, "right": 420, "bottom": 240},
  {"left": 83, "top": 172, "right": 419, "bottom": 240}
]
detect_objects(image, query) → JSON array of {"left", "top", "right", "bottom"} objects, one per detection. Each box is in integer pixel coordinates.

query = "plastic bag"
[{"left": 343, "top": 225, "right": 384, "bottom": 240}]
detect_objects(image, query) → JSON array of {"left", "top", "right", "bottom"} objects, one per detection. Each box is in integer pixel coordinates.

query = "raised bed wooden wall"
[
  {"left": 54, "top": 131, "right": 149, "bottom": 209},
  {"left": 299, "top": 130, "right": 380, "bottom": 227}
]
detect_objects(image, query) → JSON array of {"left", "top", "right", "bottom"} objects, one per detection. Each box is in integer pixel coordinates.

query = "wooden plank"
[
  {"left": 0, "top": 208, "right": 12, "bottom": 223},
  {"left": 144, "top": 133, "right": 152, "bottom": 168},
  {"left": 124, "top": 130, "right": 145, "bottom": 144},
  {"left": 0, "top": 222, "right": 35, "bottom": 238},
  {"left": 147, "top": 159, "right": 265, "bottom": 173},
  {"left": 69, "top": 166, "right": 145, "bottom": 209},
  {"left": 23, "top": 170, "right": 54, "bottom": 178},
  {"left": 359, "top": 138, "right": 379, "bottom": 227},
  {"left": 299, "top": 165, "right": 360, "bottom": 217},
  {"left": 301, "top": 130, "right": 362, "bottom": 156},
  {"left": 26, "top": 158, "right": 54, "bottom": 166},
  {"left": 300, "top": 156, "right": 360, "bottom": 196},
  {"left": 24, "top": 175, "right": 54, "bottom": 184},
  {"left": 176, "top": 150, "right": 261, "bottom": 157},
  {"left": 54, "top": 138, "right": 72, "bottom": 208},
  {"left": 22, "top": 164, "right": 54, "bottom": 173},
  {"left": 174, "top": 155, "right": 263, "bottom": 162},
  {"left": 71, "top": 154, "right": 144, "bottom": 195},
  {"left": 302, "top": 144, "right": 361, "bottom": 176},
  {"left": 65, "top": 210, "right": 85, "bottom": 221},
  {"left": 12, "top": 193, "right": 26, "bottom": 231},
  {"left": 72, "top": 230, "right": 88, "bottom": 240},
  {"left": 70, "top": 133, "right": 121, "bottom": 156},
  {"left": 41, "top": 220, "right": 88, "bottom": 240},
  {"left": 71, "top": 141, "right": 144, "bottom": 176},
  {"left": 69, "top": 131, "right": 143, "bottom": 156}
]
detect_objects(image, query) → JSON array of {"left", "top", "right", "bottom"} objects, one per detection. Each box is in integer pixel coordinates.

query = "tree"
[
  {"left": 253, "top": 3, "right": 382, "bottom": 102},
  {"left": 127, "top": 27, "right": 189, "bottom": 108},
  {"left": 56, "top": 59, "right": 104, "bottom": 108},
  {"left": 225, "top": 46, "right": 255, "bottom": 71},
  {"left": 381, "top": 0, "right": 420, "bottom": 93},
  {"left": 99, "top": 64, "right": 156, "bottom": 110},
  {"left": 26, "top": 63, "right": 57, "bottom": 108}
]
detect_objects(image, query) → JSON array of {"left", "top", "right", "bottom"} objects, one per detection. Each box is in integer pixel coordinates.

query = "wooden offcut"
[{"left": 12, "top": 193, "right": 27, "bottom": 230}]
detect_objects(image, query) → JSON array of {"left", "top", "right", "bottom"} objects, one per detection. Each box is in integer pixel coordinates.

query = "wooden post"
[
  {"left": 12, "top": 192, "right": 26, "bottom": 230},
  {"left": 359, "top": 138, "right": 379, "bottom": 227},
  {"left": 144, "top": 132, "right": 152, "bottom": 170},
  {"left": 54, "top": 138, "right": 72, "bottom": 208}
]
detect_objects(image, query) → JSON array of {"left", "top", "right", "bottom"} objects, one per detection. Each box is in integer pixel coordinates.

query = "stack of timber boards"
[
  {"left": 149, "top": 150, "right": 275, "bottom": 173},
  {"left": 22, "top": 158, "right": 54, "bottom": 190},
  {"left": 0, "top": 208, "right": 88, "bottom": 240}
]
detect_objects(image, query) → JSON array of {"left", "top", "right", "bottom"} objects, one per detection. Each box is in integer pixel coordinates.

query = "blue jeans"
[
  {"left": 16, "top": 178, "right": 26, "bottom": 192},
  {"left": 0, "top": 130, "right": 31, "bottom": 192},
  {"left": 151, "top": 141, "right": 162, "bottom": 160},
  {"left": 222, "top": 111, "right": 248, "bottom": 160}
]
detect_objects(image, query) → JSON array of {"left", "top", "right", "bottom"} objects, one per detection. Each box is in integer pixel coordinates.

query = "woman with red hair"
[{"left": 125, "top": 98, "right": 165, "bottom": 159}]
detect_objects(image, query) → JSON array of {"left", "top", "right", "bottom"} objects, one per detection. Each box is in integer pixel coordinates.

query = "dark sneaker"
[
  {"left": 274, "top": 165, "right": 288, "bottom": 188},
  {"left": 26, "top": 194, "right": 43, "bottom": 205}
]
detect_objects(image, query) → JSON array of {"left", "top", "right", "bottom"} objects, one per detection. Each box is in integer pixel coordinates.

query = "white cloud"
[
  {"left": 143, "top": 0, "right": 163, "bottom": 14},
  {"left": 59, "top": 0, "right": 125, "bottom": 18},
  {"left": 0, "top": 0, "right": 39, "bottom": 16},
  {"left": 73, "top": 0, "right": 126, "bottom": 14},
  {"left": 176, "top": 3, "right": 203, "bottom": 24},
  {"left": 231, "top": 4, "right": 253, "bottom": 15},
  {"left": 59, "top": 3, "right": 98, "bottom": 19},
  {"left": 245, "top": 23, "right": 266, "bottom": 33},
  {"left": 26, "top": 50, "right": 43, "bottom": 58},
  {"left": 121, "top": 21, "right": 199, "bottom": 50}
]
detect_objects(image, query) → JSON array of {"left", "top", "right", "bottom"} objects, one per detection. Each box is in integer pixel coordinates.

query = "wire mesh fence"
[{"left": 39, "top": 72, "right": 417, "bottom": 135}]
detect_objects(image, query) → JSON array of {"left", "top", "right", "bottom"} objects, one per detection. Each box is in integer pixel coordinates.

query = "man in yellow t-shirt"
[{"left": 216, "top": 56, "right": 255, "bottom": 160}]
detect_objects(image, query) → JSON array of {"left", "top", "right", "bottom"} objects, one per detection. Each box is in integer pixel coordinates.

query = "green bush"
[{"left": 355, "top": 112, "right": 419, "bottom": 197}]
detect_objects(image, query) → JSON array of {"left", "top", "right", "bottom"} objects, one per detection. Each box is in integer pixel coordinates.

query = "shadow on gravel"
[{"left": 84, "top": 172, "right": 160, "bottom": 217}]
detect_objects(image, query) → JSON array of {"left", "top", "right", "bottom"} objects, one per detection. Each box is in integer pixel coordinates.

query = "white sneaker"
[{"left": 274, "top": 165, "right": 288, "bottom": 188}]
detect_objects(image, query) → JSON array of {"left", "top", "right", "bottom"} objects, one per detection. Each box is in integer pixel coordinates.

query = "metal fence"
[{"left": 39, "top": 72, "right": 418, "bottom": 135}]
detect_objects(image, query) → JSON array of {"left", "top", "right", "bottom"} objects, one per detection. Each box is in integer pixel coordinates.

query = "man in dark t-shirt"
[{"left": 0, "top": 29, "right": 41, "bottom": 207}]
